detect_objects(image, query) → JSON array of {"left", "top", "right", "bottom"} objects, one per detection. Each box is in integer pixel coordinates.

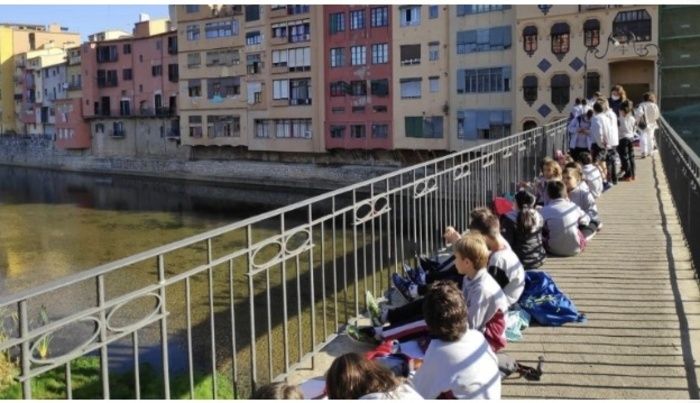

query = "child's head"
[
  {"left": 581, "top": 98, "right": 587, "bottom": 107},
  {"left": 515, "top": 190, "right": 536, "bottom": 211},
  {"left": 252, "top": 382, "right": 304, "bottom": 399},
  {"left": 586, "top": 109, "right": 594, "bottom": 120},
  {"left": 325, "top": 353, "right": 399, "bottom": 399},
  {"left": 423, "top": 280, "right": 468, "bottom": 342},
  {"left": 468, "top": 207, "right": 500, "bottom": 246},
  {"left": 515, "top": 190, "right": 538, "bottom": 234},
  {"left": 546, "top": 180, "right": 567, "bottom": 200},
  {"left": 593, "top": 91, "right": 602, "bottom": 101},
  {"left": 542, "top": 159, "right": 562, "bottom": 180},
  {"left": 620, "top": 102, "right": 632, "bottom": 117},
  {"left": 562, "top": 166, "right": 582, "bottom": 191},
  {"left": 593, "top": 101, "right": 604, "bottom": 114},
  {"left": 580, "top": 151, "right": 593, "bottom": 165},
  {"left": 453, "top": 233, "right": 490, "bottom": 276}
]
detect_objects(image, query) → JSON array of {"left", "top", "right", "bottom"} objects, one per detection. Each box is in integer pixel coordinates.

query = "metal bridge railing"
[
  {"left": 657, "top": 117, "right": 700, "bottom": 273},
  {"left": 0, "top": 119, "right": 568, "bottom": 399}
]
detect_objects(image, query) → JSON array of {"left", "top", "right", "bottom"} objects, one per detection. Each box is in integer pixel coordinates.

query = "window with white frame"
[
  {"left": 330, "top": 47, "right": 344, "bottom": 67},
  {"left": 372, "top": 124, "right": 388, "bottom": 138},
  {"left": 273, "top": 79, "right": 289, "bottom": 99},
  {"left": 429, "top": 5, "right": 438, "bottom": 19},
  {"left": 350, "top": 9, "right": 365, "bottom": 30},
  {"left": 205, "top": 20, "right": 238, "bottom": 39},
  {"left": 207, "top": 115, "right": 240, "bottom": 138},
  {"left": 289, "top": 20, "right": 311, "bottom": 43},
  {"left": 400, "top": 78, "right": 422, "bottom": 99},
  {"left": 255, "top": 119, "right": 271, "bottom": 138},
  {"left": 287, "top": 47, "right": 311, "bottom": 71},
  {"left": 329, "top": 12, "right": 345, "bottom": 34},
  {"left": 400, "top": 6, "right": 421, "bottom": 27},
  {"left": 350, "top": 125, "right": 366, "bottom": 138},
  {"left": 188, "top": 115, "right": 202, "bottom": 137},
  {"left": 428, "top": 42, "right": 439, "bottom": 61},
  {"left": 271, "top": 22, "right": 287, "bottom": 39},
  {"left": 272, "top": 49, "right": 288, "bottom": 67},
  {"left": 246, "top": 31, "right": 262, "bottom": 46},
  {"left": 186, "top": 24, "right": 200, "bottom": 41},
  {"left": 187, "top": 52, "right": 201, "bottom": 68},
  {"left": 370, "top": 7, "right": 388, "bottom": 27},
  {"left": 371, "top": 43, "right": 388, "bottom": 64},
  {"left": 207, "top": 76, "right": 240, "bottom": 99},
  {"left": 351, "top": 45, "right": 366, "bottom": 65},
  {"left": 429, "top": 76, "right": 439, "bottom": 93}
]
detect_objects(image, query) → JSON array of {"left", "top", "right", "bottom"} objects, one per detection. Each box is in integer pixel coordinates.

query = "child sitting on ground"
[
  {"left": 563, "top": 166, "right": 601, "bottom": 230},
  {"left": 410, "top": 281, "right": 501, "bottom": 399},
  {"left": 500, "top": 190, "right": 546, "bottom": 271},
  {"left": 579, "top": 151, "right": 603, "bottom": 199},
  {"left": 252, "top": 382, "right": 304, "bottom": 399},
  {"left": 540, "top": 180, "right": 595, "bottom": 257},
  {"left": 325, "top": 353, "right": 423, "bottom": 399},
  {"left": 531, "top": 158, "right": 563, "bottom": 206}
]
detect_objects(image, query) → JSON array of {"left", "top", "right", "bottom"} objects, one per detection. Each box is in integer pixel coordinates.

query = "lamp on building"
[
  {"left": 583, "top": 34, "right": 620, "bottom": 100},
  {"left": 625, "top": 31, "right": 663, "bottom": 107}
]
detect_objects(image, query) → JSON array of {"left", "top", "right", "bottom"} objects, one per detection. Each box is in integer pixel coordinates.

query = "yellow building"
[
  {"left": 173, "top": 4, "right": 325, "bottom": 154},
  {"left": 391, "top": 4, "right": 450, "bottom": 151},
  {"left": 0, "top": 23, "right": 79, "bottom": 134},
  {"left": 513, "top": 5, "right": 659, "bottom": 130}
]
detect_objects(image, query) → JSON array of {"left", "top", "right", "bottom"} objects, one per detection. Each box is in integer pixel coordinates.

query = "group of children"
[{"left": 249, "top": 88, "right": 656, "bottom": 400}]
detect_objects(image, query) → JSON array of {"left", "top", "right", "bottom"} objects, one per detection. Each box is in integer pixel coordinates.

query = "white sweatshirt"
[
  {"left": 582, "top": 164, "right": 603, "bottom": 199},
  {"left": 360, "top": 384, "right": 425, "bottom": 400},
  {"left": 568, "top": 181, "right": 599, "bottom": 222},
  {"left": 488, "top": 246, "right": 525, "bottom": 306},
  {"left": 461, "top": 269, "right": 510, "bottom": 332}
]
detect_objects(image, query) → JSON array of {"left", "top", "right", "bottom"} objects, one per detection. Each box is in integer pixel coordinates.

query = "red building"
[
  {"left": 54, "top": 98, "right": 90, "bottom": 149},
  {"left": 323, "top": 5, "right": 393, "bottom": 150}
]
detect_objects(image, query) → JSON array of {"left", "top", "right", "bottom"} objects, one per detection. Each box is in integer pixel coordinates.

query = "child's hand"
[{"left": 443, "top": 226, "right": 461, "bottom": 244}]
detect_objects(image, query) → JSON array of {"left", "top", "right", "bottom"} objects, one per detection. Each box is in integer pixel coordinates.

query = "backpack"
[{"left": 518, "top": 271, "right": 586, "bottom": 326}]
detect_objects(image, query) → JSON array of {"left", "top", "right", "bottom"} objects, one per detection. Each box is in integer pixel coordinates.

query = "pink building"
[
  {"left": 55, "top": 97, "right": 90, "bottom": 149},
  {"left": 81, "top": 18, "right": 180, "bottom": 157}
]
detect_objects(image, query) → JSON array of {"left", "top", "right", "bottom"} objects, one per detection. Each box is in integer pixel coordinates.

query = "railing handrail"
[
  {"left": 658, "top": 116, "right": 700, "bottom": 181},
  {"left": 0, "top": 120, "right": 564, "bottom": 307}
]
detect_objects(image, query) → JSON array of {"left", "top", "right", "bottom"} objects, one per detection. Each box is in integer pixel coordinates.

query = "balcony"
[
  {"left": 67, "top": 83, "right": 82, "bottom": 91},
  {"left": 289, "top": 98, "right": 311, "bottom": 106},
  {"left": 269, "top": 6, "right": 287, "bottom": 18},
  {"left": 270, "top": 35, "right": 288, "bottom": 46},
  {"left": 137, "top": 107, "right": 176, "bottom": 118}
]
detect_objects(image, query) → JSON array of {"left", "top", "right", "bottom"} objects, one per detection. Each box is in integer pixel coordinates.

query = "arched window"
[
  {"left": 523, "top": 120, "right": 538, "bottom": 131},
  {"left": 550, "top": 23, "right": 570, "bottom": 59},
  {"left": 583, "top": 19, "right": 600, "bottom": 48},
  {"left": 523, "top": 25, "right": 537, "bottom": 56},
  {"left": 613, "top": 9, "right": 652, "bottom": 42},
  {"left": 523, "top": 75, "right": 538, "bottom": 105},
  {"left": 551, "top": 74, "right": 570, "bottom": 111}
]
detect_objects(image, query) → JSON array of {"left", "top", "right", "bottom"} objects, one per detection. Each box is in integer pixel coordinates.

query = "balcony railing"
[{"left": 0, "top": 120, "right": 569, "bottom": 399}]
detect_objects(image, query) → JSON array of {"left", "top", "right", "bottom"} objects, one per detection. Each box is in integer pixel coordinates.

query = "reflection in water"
[{"left": 0, "top": 165, "right": 319, "bottom": 294}]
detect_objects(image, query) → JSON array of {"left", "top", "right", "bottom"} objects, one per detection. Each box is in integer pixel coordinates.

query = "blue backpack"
[{"left": 519, "top": 271, "right": 586, "bottom": 326}]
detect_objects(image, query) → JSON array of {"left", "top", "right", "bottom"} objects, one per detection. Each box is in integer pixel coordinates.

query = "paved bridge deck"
[{"left": 287, "top": 155, "right": 700, "bottom": 399}]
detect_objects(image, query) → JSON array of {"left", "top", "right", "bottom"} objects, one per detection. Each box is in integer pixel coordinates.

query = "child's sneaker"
[
  {"left": 365, "top": 290, "right": 384, "bottom": 326},
  {"left": 392, "top": 273, "right": 418, "bottom": 302},
  {"left": 602, "top": 182, "right": 612, "bottom": 192},
  {"left": 346, "top": 323, "right": 378, "bottom": 344}
]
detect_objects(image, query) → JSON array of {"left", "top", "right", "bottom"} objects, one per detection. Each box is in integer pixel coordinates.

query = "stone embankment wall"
[{"left": 0, "top": 136, "right": 399, "bottom": 191}]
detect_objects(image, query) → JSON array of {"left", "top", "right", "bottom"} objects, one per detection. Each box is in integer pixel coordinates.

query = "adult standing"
[
  {"left": 635, "top": 92, "right": 661, "bottom": 158},
  {"left": 608, "top": 85, "right": 628, "bottom": 118}
]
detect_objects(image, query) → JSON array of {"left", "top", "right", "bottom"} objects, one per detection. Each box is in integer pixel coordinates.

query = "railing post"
[{"left": 18, "top": 300, "right": 31, "bottom": 400}]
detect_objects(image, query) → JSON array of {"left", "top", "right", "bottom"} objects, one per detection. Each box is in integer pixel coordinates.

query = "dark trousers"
[
  {"left": 605, "top": 148, "right": 619, "bottom": 185},
  {"left": 617, "top": 138, "right": 635, "bottom": 179},
  {"left": 579, "top": 220, "right": 599, "bottom": 238}
]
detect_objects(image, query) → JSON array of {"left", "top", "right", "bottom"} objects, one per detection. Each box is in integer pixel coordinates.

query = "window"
[
  {"left": 289, "top": 20, "right": 310, "bottom": 43},
  {"left": 429, "top": 5, "right": 438, "bottom": 19},
  {"left": 400, "top": 78, "right": 421, "bottom": 99},
  {"left": 119, "top": 100, "right": 131, "bottom": 116},
  {"left": 290, "top": 78, "right": 311, "bottom": 105},
  {"left": 287, "top": 47, "right": 311, "bottom": 71},
  {"left": 272, "top": 49, "right": 288, "bottom": 68},
  {"left": 456, "top": 5, "right": 511, "bottom": 15},
  {"left": 187, "top": 52, "right": 201, "bottom": 68},
  {"left": 400, "top": 44, "right": 420, "bottom": 65},
  {"left": 523, "top": 26, "right": 537, "bottom": 56},
  {"left": 185, "top": 5, "right": 199, "bottom": 13},
  {"left": 330, "top": 12, "right": 345, "bottom": 34},
  {"left": 205, "top": 20, "right": 238, "bottom": 38},
  {"left": 123, "top": 44, "right": 131, "bottom": 54},
  {"left": 370, "top": 79, "right": 389, "bottom": 96},
  {"left": 156, "top": 40, "right": 162, "bottom": 50},
  {"left": 551, "top": 23, "right": 570, "bottom": 57},
  {"left": 551, "top": 74, "right": 570, "bottom": 111},
  {"left": 152, "top": 65, "right": 162, "bottom": 76},
  {"left": 350, "top": 80, "right": 367, "bottom": 96},
  {"left": 168, "top": 64, "right": 178, "bottom": 82},
  {"left": 352, "top": 106, "right": 365, "bottom": 113},
  {"left": 97, "top": 69, "right": 118, "bottom": 87},
  {"left": 371, "top": 7, "right": 388, "bottom": 27},
  {"left": 189, "top": 116, "right": 203, "bottom": 137},
  {"left": 583, "top": 19, "right": 600, "bottom": 48},
  {"left": 351, "top": 45, "right": 366, "bottom": 65},
  {"left": 275, "top": 119, "right": 312, "bottom": 138},
  {"left": 247, "top": 81, "right": 262, "bottom": 104},
  {"left": 207, "top": 115, "right": 240, "bottom": 138},
  {"left": 456, "top": 26, "right": 512, "bottom": 54},
  {"left": 330, "top": 81, "right": 349, "bottom": 97},
  {"left": 522, "top": 75, "right": 537, "bottom": 105},
  {"left": 429, "top": 76, "right": 439, "bottom": 93},
  {"left": 255, "top": 119, "right": 271, "bottom": 138},
  {"left": 371, "top": 43, "right": 388, "bottom": 64},
  {"left": 405, "top": 116, "right": 443, "bottom": 138},
  {"left": 330, "top": 125, "right": 345, "bottom": 138},
  {"left": 613, "top": 9, "right": 652, "bottom": 42},
  {"left": 457, "top": 67, "right": 511, "bottom": 93},
  {"left": 400, "top": 6, "right": 421, "bottom": 27},
  {"left": 372, "top": 124, "right": 388, "bottom": 138},
  {"left": 373, "top": 105, "right": 387, "bottom": 113},
  {"left": 188, "top": 79, "right": 202, "bottom": 97},
  {"left": 457, "top": 110, "right": 512, "bottom": 140},
  {"left": 428, "top": 42, "right": 439, "bottom": 61},
  {"left": 523, "top": 121, "right": 538, "bottom": 131},
  {"left": 351, "top": 125, "right": 366, "bottom": 138},
  {"left": 96, "top": 45, "right": 118, "bottom": 63},
  {"left": 246, "top": 31, "right": 262, "bottom": 46},
  {"left": 585, "top": 72, "right": 600, "bottom": 99},
  {"left": 271, "top": 22, "right": 287, "bottom": 40},
  {"left": 95, "top": 123, "right": 105, "bottom": 133},
  {"left": 122, "top": 68, "right": 132, "bottom": 81},
  {"left": 287, "top": 5, "right": 309, "bottom": 15},
  {"left": 168, "top": 36, "right": 178, "bottom": 54},
  {"left": 206, "top": 48, "right": 240, "bottom": 66},
  {"left": 273, "top": 79, "right": 289, "bottom": 99},
  {"left": 332, "top": 107, "right": 345, "bottom": 114},
  {"left": 186, "top": 24, "right": 200, "bottom": 41},
  {"left": 207, "top": 76, "right": 241, "bottom": 99},
  {"left": 247, "top": 53, "right": 263, "bottom": 74},
  {"left": 350, "top": 9, "right": 365, "bottom": 30},
  {"left": 112, "top": 121, "right": 125, "bottom": 137},
  {"left": 330, "top": 47, "right": 344, "bottom": 67},
  {"left": 245, "top": 6, "right": 260, "bottom": 21}
]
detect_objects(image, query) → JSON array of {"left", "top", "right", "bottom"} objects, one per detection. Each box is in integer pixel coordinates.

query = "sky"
[{"left": 0, "top": 5, "right": 171, "bottom": 40}]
